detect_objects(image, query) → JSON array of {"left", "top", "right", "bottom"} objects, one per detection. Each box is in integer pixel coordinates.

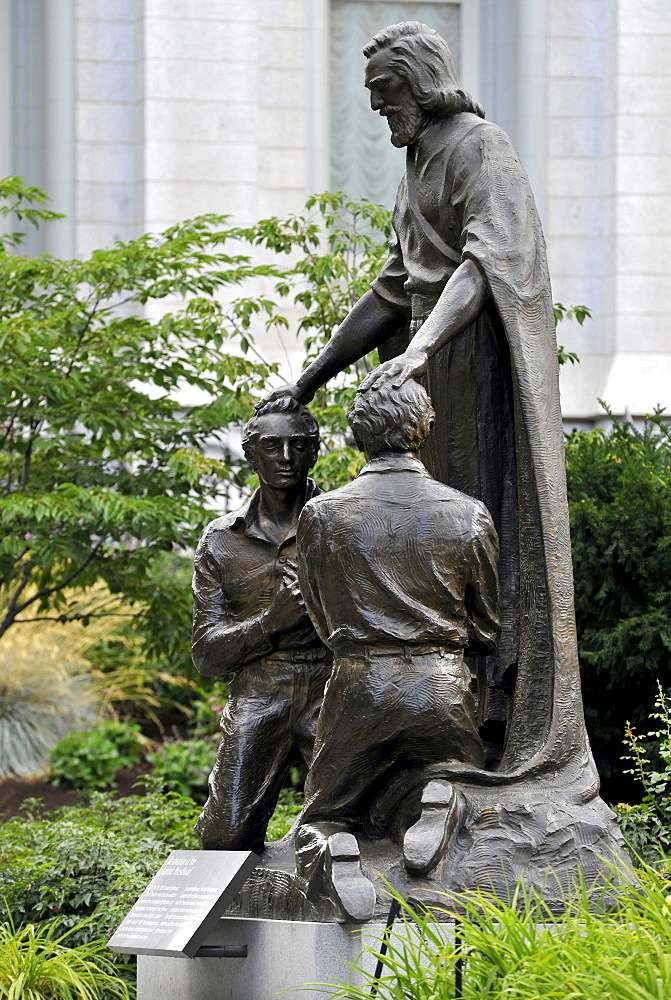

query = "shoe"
[
  {"left": 326, "top": 832, "right": 376, "bottom": 923},
  {"left": 403, "top": 779, "right": 462, "bottom": 876}
]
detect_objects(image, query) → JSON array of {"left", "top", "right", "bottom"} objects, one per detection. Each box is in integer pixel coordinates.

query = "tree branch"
[
  {"left": 0, "top": 539, "right": 104, "bottom": 639},
  {"left": 0, "top": 559, "right": 33, "bottom": 638},
  {"left": 0, "top": 548, "right": 29, "bottom": 590},
  {"left": 10, "top": 611, "right": 135, "bottom": 625}
]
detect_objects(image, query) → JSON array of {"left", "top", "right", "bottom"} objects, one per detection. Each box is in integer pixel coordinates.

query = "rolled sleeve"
[{"left": 371, "top": 224, "right": 411, "bottom": 314}]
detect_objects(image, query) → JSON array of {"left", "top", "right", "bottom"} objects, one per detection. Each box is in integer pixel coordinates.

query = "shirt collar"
[
  {"left": 232, "top": 478, "right": 321, "bottom": 544},
  {"left": 359, "top": 453, "right": 428, "bottom": 477}
]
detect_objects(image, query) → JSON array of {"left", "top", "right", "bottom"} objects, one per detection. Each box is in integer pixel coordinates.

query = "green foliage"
[
  {"left": 82, "top": 556, "right": 198, "bottom": 730},
  {"left": 240, "top": 191, "right": 392, "bottom": 351},
  {"left": 0, "top": 175, "right": 64, "bottom": 250},
  {"left": 0, "top": 780, "right": 300, "bottom": 951},
  {"left": 553, "top": 301, "right": 592, "bottom": 328},
  {"left": 0, "top": 177, "right": 277, "bottom": 651},
  {"left": 554, "top": 301, "right": 590, "bottom": 366},
  {"left": 615, "top": 683, "right": 671, "bottom": 862},
  {"left": 185, "top": 681, "right": 229, "bottom": 737},
  {"left": 145, "top": 738, "right": 217, "bottom": 799},
  {"left": 48, "top": 722, "right": 144, "bottom": 790},
  {"left": 566, "top": 409, "right": 671, "bottom": 796},
  {"left": 0, "top": 783, "right": 200, "bottom": 945},
  {"left": 266, "top": 788, "right": 303, "bottom": 842},
  {"left": 323, "top": 868, "right": 671, "bottom": 1000},
  {"left": 237, "top": 191, "right": 392, "bottom": 491},
  {"left": 0, "top": 914, "right": 130, "bottom": 1000}
]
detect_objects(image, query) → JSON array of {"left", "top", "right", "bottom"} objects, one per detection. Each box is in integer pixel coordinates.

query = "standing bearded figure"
[
  {"left": 262, "top": 20, "right": 587, "bottom": 787},
  {"left": 258, "top": 26, "right": 637, "bottom": 910}
]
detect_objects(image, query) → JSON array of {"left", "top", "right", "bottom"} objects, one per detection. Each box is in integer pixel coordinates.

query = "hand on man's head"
[{"left": 254, "top": 382, "right": 313, "bottom": 412}]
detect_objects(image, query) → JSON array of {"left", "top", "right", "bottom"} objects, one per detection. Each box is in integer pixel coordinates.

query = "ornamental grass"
[
  {"left": 0, "top": 915, "right": 130, "bottom": 999},
  {"left": 322, "top": 865, "right": 671, "bottom": 1000}
]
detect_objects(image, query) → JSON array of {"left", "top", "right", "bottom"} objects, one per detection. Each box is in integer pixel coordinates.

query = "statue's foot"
[
  {"left": 326, "top": 832, "right": 376, "bottom": 923},
  {"left": 403, "top": 779, "right": 463, "bottom": 876}
]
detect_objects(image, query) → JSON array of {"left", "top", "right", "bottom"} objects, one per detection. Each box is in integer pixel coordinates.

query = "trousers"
[
  {"left": 296, "top": 646, "right": 483, "bottom": 883},
  {"left": 196, "top": 650, "right": 331, "bottom": 854}
]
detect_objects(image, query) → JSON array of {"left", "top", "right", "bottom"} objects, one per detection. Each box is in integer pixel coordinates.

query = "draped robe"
[{"left": 371, "top": 112, "right": 596, "bottom": 792}]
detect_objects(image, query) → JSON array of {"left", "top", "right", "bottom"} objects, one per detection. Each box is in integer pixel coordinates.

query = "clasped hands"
[{"left": 262, "top": 560, "right": 308, "bottom": 634}]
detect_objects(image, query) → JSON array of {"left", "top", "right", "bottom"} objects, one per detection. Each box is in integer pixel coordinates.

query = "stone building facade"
[{"left": 1, "top": 0, "right": 669, "bottom": 426}]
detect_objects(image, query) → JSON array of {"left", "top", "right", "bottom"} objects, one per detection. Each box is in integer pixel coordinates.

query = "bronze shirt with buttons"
[
  {"left": 192, "top": 479, "right": 324, "bottom": 679},
  {"left": 192, "top": 479, "right": 329, "bottom": 853}
]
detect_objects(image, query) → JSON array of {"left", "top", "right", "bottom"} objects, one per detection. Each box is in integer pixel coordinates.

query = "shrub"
[
  {"left": 48, "top": 722, "right": 145, "bottom": 790},
  {"left": 146, "top": 738, "right": 217, "bottom": 799},
  {"left": 566, "top": 410, "right": 671, "bottom": 800},
  {"left": 0, "top": 915, "right": 130, "bottom": 999},
  {"left": 0, "top": 780, "right": 301, "bottom": 948},
  {"left": 188, "top": 682, "right": 229, "bottom": 737},
  {"left": 266, "top": 788, "right": 303, "bottom": 841},
  {"left": 614, "top": 683, "right": 671, "bottom": 863},
  {"left": 0, "top": 783, "right": 200, "bottom": 944}
]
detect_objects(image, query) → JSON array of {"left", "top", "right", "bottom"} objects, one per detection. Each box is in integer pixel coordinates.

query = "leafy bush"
[
  {"left": 185, "top": 681, "right": 229, "bottom": 737},
  {"left": 0, "top": 178, "right": 275, "bottom": 653},
  {"left": 0, "top": 779, "right": 298, "bottom": 948},
  {"left": 324, "top": 868, "right": 671, "bottom": 1000},
  {"left": 0, "top": 915, "right": 130, "bottom": 999},
  {"left": 614, "top": 683, "right": 671, "bottom": 862},
  {"left": 266, "top": 788, "right": 303, "bottom": 842},
  {"left": 48, "top": 722, "right": 145, "bottom": 790},
  {"left": 0, "top": 783, "right": 200, "bottom": 945},
  {"left": 567, "top": 410, "right": 671, "bottom": 799},
  {"left": 145, "top": 738, "right": 217, "bottom": 799}
]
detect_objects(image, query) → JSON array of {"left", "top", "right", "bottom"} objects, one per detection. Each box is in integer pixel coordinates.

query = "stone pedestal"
[{"left": 136, "top": 914, "right": 435, "bottom": 1000}]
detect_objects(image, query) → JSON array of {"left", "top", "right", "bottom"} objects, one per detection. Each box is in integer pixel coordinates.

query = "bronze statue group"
[{"left": 191, "top": 22, "right": 630, "bottom": 924}]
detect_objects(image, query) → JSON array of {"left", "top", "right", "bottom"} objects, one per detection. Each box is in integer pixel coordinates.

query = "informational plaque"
[{"left": 107, "top": 850, "right": 258, "bottom": 958}]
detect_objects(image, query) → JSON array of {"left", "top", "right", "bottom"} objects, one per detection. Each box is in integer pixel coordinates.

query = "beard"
[{"left": 384, "top": 103, "right": 428, "bottom": 148}]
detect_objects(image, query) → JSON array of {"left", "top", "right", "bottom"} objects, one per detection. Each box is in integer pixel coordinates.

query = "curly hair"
[
  {"left": 348, "top": 379, "right": 435, "bottom": 457},
  {"left": 242, "top": 397, "right": 320, "bottom": 465},
  {"left": 363, "top": 21, "right": 485, "bottom": 120}
]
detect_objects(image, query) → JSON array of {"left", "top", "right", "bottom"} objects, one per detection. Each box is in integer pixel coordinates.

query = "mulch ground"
[{"left": 0, "top": 763, "right": 152, "bottom": 821}]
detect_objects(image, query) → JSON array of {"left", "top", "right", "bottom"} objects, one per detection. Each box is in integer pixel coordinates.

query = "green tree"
[
  {"left": 566, "top": 409, "right": 671, "bottom": 799},
  {"left": 0, "top": 178, "right": 277, "bottom": 652}
]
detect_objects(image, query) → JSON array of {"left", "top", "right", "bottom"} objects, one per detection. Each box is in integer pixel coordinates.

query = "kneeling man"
[
  {"left": 296, "top": 380, "right": 500, "bottom": 920},
  {"left": 192, "top": 398, "right": 330, "bottom": 854}
]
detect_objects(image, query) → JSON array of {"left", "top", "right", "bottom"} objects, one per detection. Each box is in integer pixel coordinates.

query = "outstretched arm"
[
  {"left": 359, "top": 259, "right": 489, "bottom": 392},
  {"left": 259, "top": 290, "right": 404, "bottom": 406}
]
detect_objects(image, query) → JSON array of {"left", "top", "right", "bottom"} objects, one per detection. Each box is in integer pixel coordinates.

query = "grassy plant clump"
[
  {"left": 0, "top": 615, "right": 102, "bottom": 778},
  {"left": 323, "top": 867, "right": 671, "bottom": 1000},
  {"left": 0, "top": 915, "right": 130, "bottom": 999},
  {"left": 145, "top": 738, "right": 217, "bottom": 799}
]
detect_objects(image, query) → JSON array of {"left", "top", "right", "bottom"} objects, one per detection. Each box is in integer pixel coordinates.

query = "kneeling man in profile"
[{"left": 295, "top": 379, "right": 500, "bottom": 921}]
